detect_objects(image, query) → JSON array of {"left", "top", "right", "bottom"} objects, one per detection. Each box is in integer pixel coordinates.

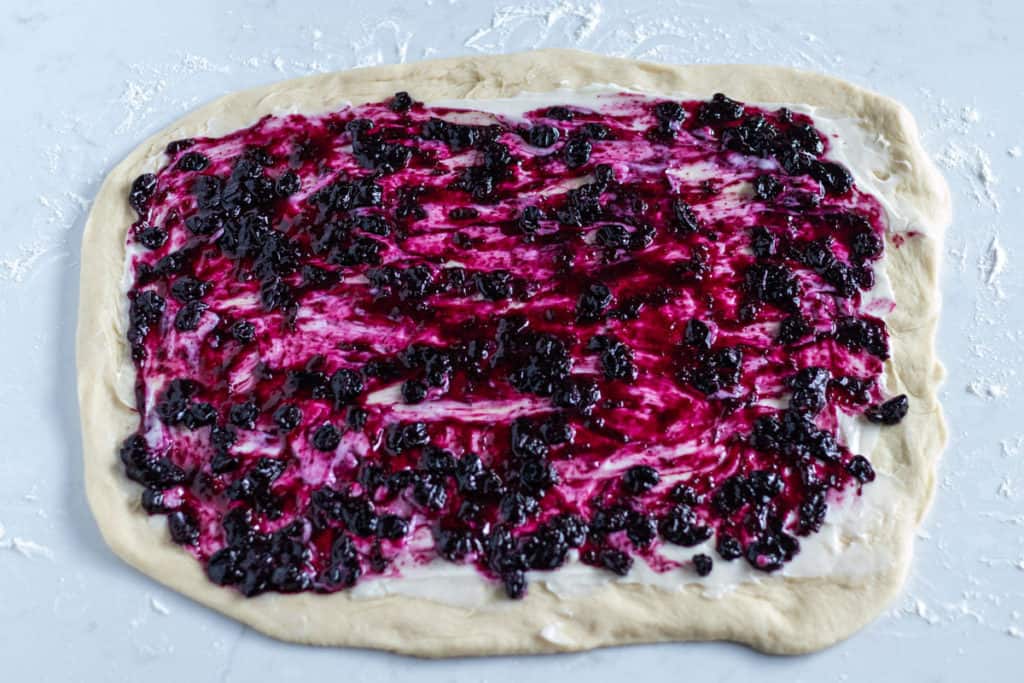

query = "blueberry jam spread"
[{"left": 120, "top": 90, "right": 907, "bottom": 600}]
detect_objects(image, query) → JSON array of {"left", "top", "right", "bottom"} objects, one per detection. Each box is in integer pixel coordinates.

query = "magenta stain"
[{"left": 119, "top": 91, "right": 900, "bottom": 598}]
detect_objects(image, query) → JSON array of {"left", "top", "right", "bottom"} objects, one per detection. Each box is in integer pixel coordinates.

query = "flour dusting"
[
  {"left": 115, "top": 77, "right": 168, "bottom": 135},
  {"left": 1, "top": 536, "right": 55, "bottom": 560},
  {"left": 966, "top": 380, "right": 1009, "bottom": 399},
  {"left": 0, "top": 240, "right": 55, "bottom": 283},
  {"left": 465, "top": 1, "right": 604, "bottom": 52},
  {"left": 935, "top": 141, "right": 1001, "bottom": 211},
  {"left": 983, "top": 237, "right": 1008, "bottom": 285},
  {"left": 351, "top": 19, "right": 413, "bottom": 66},
  {"left": 150, "top": 597, "right": 171, "bottom": 615}
]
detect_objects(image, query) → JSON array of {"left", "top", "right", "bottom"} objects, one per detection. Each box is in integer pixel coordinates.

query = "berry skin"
[
  {"left": 835, "top": 316, "right": 889, "bottom": 359},
  {"left": 597, "top": 548, "right": 633, "bottom": 576},
  {"left": 545, "top": 106, "right": 575, "bottom": 121},
  {"left": 390, "top": 91, "right": 413, "bottom": 112},
  {"left": 166, "top": 138, "right": 195, "bottom": 155},
  {"left": 692, "top": 553, "right": 713, "bottom": 576},
  {"left": 669, "top": 484, "right": 703, "bottom": 506},
  {"left": 167, "top": 511, "right": 199, "bottom": 545},
  {"left": 697, "top": 93, "right": 744, "bottom": 123},
  {"left": 378, "top": 514, "right": 410, "bottom": 540},
  {"left": 622, "top": 465, "right": 660, "bottom": 494},
  {"left": 273, "top": 404, "right": 302, "bottom": 431},
  {"left": 330, "top": 369, "right": 363, "bottom": 405},
  {"left": 402, "top": 380, "right": 428, "bottom": 404},
  {"left": 502, "top": 570, "right": 527, "bottom": 599},
  {"left": 750, "top": 226, "right": 776, "bottom": 258},
  {"left": 563, "top": 137, "right": 592, "bottom": 169},
  {"left": 653, "top": 100, "right": 685, "bottom": 125},
  {"left": 276, "top": 171, "right": 301, "bottom": 196},
  {"left": 810, "top": 161, "right": 854, "bottom": 195},
  {"left": 174, "top": 301, "right": 207, "bottom": 331},
  {"left": 385, "top": 422, "right": 430, "bottom": 454},
  {"left": 576, "top": 281, "right": 613, "bottom": 323},
  {"left": 671, "top": 199, "right": 701, "bottom": 233},
  {"left": 420, "top": 446, "right": 456, "bottom": 475},
  {"left": 716, "top": 534, "right": 744, "bottom": 561},
  {"left": 231, "top": 321, "right": 255, "bottom": 343},
  {"left": 846, "top": 455, "right": 876, "bottom": 483},
  {"left": 659, "top": 504, "right": 711, "bottom": 547},
  {"left": 141, "top": 488, "right": 170, "bottom": 513},
  {"left": 129, "top": 173, "right": 158, "bottom": 212},
  {"left": 129, "top": 291, "right": 165, "bottom": 335},
  {"left": 525, "top": 125, "right": 559, "bottom": 148},
  {"left": 852, "top": 231, "right": 883, "bottom": 261},
  {"left": 864, "top": 394, "right": 909, "bottom": 425},
  {"left": 475, "top": 270, "right": 513, "bottom": 301},
  {"left": 626, "top": 512, "right": 658, "bottom": 548},
  {"left": 228, "top": 401, "right": 259, "bottom": 430},
  {"left": 778, "top": 314, "right": 810, "bottom": 345},
  {"left": 137, "top": 226, "right": 168, "bottom": 250},
  {"left": 684, "top": 319, "right": 712, "bottom": 349},
  {"left": 752, "top": 174, "right": 783, "bottom": 201},
  {"left": 177, "top": 152, "right": 209, "bottom": 172},
  {"left": 413, "top": 476, "right": 448, "bottom": 510}
]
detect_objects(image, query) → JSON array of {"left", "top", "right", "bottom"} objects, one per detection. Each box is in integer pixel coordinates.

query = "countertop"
[{"left": 1, "top": 1, "right": 1022, "bottom": 680}]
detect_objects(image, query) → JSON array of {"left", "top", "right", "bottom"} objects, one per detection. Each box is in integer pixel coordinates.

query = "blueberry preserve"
[{"left": 119, "top": 90, "right": 903, "bottom": 600}]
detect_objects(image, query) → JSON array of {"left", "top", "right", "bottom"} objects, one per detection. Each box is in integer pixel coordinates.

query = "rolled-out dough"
[{"left": 77, "top": 49, "right": 949, "bottom": 657}]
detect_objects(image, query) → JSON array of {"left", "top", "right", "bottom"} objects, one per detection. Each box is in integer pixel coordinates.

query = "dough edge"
[{"left": 76, "top": 48, "right": 950, "bottom": 657}]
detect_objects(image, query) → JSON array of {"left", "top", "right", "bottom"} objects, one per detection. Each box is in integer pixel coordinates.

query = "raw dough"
[{"left": 77, "top": 49, "right": 950, "bottom": 656}]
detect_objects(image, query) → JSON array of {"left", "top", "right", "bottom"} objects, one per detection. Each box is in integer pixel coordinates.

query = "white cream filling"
[{"left": 125, "top": 87, "right": 920, "bottom": 609}]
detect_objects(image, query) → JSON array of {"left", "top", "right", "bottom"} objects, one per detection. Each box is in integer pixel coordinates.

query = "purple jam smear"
[{"left": 120, "top": 90, "right": 906, "bottom": 599}]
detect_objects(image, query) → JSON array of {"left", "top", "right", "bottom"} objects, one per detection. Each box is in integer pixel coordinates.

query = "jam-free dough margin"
[{"left": 77, "top": 49, "right": 950, "bottom": 657}]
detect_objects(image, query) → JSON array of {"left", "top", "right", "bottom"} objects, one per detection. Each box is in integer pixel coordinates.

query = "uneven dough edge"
[{"left": 76, "top": 48, "right": 950, "bottom": 657}]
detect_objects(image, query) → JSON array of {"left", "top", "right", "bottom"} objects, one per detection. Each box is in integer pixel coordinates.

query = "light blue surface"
[{"left": 1, "top": 1, "right": 1022, "bottom": 680}]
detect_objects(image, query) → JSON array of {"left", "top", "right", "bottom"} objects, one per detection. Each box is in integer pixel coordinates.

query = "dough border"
[{"left": 76, "top": 49, "right": 950, "bottom": 657}]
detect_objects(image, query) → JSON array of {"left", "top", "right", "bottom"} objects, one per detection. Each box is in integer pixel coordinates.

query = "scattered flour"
[
  {"left": 0, "top": 240, "right": 55, "bottom": 283},
  {"left": 983, "top": 237, "right": 1008, "bottom": 286},
  {"left": 1, "top": 536, "right": 55, "bottom": 560},
  {"left": 977, "top": 151, "right": 1000, "bottom": 210},
  {"left": 150, "top": 597, "right": 171, "bottom": 615},
  {"left": 351, "top": 19, "right": 413, "bottom": 66},
  {"left": 465, "top": 0, "right": 604, "bottom": 52},
  {"left": 180, "top": 53, "right": 231, "bottom": 75},
  {"left": 1001, "top": 436, "right": 1024, "bottom": 457},
  {"left": 967, "top": 379, "right": 1008, "bottom": 399},
  {"left": 912, "top": 598, "right": 941, "bottom": 625},
  {"left": 114, "top": 77, "right": 168, "bottom": 135},
  {"left": 935, "top": 141, "right": 1001, "bottom": 211}
]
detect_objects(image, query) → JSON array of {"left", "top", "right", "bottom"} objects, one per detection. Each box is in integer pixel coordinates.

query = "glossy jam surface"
[{"left": 121, "top": 91, "right": 899, "bottom": 598}]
